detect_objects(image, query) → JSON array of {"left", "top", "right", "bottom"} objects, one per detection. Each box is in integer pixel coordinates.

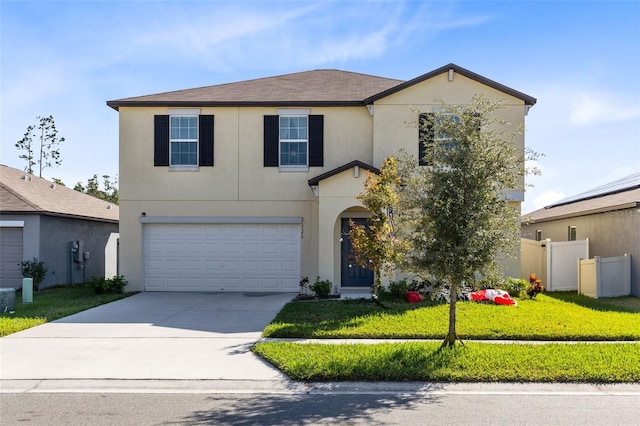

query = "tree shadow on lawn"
[{"left": 545, "top": 291, "right": 640, "bottom": 313}]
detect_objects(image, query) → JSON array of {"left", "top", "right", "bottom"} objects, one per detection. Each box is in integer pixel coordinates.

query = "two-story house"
[{"left": 107, "top": 63, "right": 536, "bottom": 293}]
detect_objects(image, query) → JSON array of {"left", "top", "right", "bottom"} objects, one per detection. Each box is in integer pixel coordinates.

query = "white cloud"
[{"left": 569, "top": 91, "right": 640, "bottom": 126}]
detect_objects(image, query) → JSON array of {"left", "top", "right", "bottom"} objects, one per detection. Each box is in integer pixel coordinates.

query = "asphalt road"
[{"left": 2, "top": 391, "right": 639, "bottom": 425}]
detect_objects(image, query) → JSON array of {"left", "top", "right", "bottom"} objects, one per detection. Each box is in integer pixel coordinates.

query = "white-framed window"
[
  {"left": 419, "top": 111, "right": 461, "bottom": 166},
  {"left": 279, "top": 115, "right": 308, "bottom": 168},
  {"left": 535, "top": 230, "right": 542, "bottom": 241},
  {"left": 568, "top": 226, "right": 577, "bottom": 241},
  {"left": 435, "top": 112, "right": 461, "bottom": 152},
  {"left": 170, "top": 115, "right": 198, "bottom": 166}
]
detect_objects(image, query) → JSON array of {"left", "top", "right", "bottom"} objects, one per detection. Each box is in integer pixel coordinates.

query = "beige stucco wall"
[
  {"left": 118, "top": 105, "right": 373, "bottom": 290},
  {"left": 521, "top": 208, "right": 640, "bottom": 296},
  {"left": 118, "top": 70, "right": 530, "bottom": 291},
  {"left": 371, "top": 72, "right": 526, "bottom": 167}
]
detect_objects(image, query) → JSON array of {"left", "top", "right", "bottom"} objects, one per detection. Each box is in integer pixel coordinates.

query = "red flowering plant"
[{"left": 527, "top": 273, "right": 544, "bottom": 299}]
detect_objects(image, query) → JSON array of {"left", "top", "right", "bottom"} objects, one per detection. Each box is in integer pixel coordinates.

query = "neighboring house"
[
  {"left": 522, "top": 173, "right": 640, "bottom": 296},
  {"left": 0, "top": 165, "right": 119, "bottom": 289},
  {"left": 107, "top": 63, "right": 536, "bottom": 293}
]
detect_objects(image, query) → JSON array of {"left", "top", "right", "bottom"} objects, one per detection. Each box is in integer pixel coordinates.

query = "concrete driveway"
[{"left": 0, "top": 292, "right": 296, "bottom": 389}]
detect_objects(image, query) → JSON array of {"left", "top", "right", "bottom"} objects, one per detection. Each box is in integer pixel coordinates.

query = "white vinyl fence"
[
  {"left": 578, "top": 254, "right": 632, "bottom": 299},
  {"left": 520, "top": 238, "right": 589, "bottom": 291}
]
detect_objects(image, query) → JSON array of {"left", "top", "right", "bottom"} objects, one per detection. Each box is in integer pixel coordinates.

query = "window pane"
[
  {"left": 171, "top": 141, "right": 197, "bottom": 165},
  {"left": 280, "top": 141, "right": 307, "bottom": 166},
  {"left": 280, "top": 115, "right": 308, "bottom": 141},
  {"left": 171, "top": 116, "right": 197, "bottom": 140}
]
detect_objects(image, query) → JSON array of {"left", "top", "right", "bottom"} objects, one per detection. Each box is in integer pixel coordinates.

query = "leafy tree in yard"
[
  {"left": 15, "top": 115, "right": 65, "bottom": 177},
  {"left": 74, "top": 174, "right": 119, "bottom": 204},
  {"left": 395, "top": 94, "right": 540, "bottom": 348},
  {"left": 349, "top": 157, "right": 408, "bottom": 299}
]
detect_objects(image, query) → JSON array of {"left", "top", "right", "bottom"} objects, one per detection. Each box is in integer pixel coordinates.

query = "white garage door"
[
  {"left": 0, "top": 227, "right": 24, "bottom": 289},
  {"left": 144, "top": 223, "right": 300, "bottom": 292}
]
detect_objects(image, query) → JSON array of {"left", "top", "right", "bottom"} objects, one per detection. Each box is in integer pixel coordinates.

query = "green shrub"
[
  {"left": 502, "top": 277, "right": 528, "bottom": 298},
  {"left": 310, "top": 277, "right": 332, "bottom": 298},
  {"left": 18, "top": 258, "right": 47, "bottom": 291},
  {"left": 477, "top": 273, "right": 503, "bottom": 290},
  {"left": 88, "top": 275, "right": 128, "bottom": 294},
  {"left": 388, "top": 279, "right": 411, "bottom": 299}
]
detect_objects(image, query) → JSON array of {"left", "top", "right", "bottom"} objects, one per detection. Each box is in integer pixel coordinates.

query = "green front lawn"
[
  {"left": 263, "top": 293, "right": 640, "bottom": 340},
  {"left": 0, "top": 285, "right": 135, "bottom": 336},
  {"left": 255, "top": 292, "right": 640, "bottom": 382}
]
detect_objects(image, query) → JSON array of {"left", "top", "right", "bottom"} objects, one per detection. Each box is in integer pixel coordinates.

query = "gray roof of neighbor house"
[
  {"left": 0, "top": 165, "right": 119, "bottom": 223},
  {"left": 107, "top": 63, "right": 537, "bottom": 110},
  {"left": 523, "top": 172, "right": 640, "bottom": 223}
]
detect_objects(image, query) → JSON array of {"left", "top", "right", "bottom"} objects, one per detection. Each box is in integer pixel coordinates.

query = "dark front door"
[{"left": 341, "top": 218, "right": 374, "bottom": 287}]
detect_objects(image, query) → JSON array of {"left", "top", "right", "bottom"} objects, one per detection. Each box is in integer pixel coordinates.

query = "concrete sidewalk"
[{"left": 0, "top": 292, "right": 296, "bottom": 392}]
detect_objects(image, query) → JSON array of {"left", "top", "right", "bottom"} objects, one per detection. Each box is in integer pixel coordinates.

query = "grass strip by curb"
[
  {"left": 253, "top": 341, "right": 640, "bottom": 383},
  {"left": 0, "top": 285, "right": 135, "bottom": 336}
]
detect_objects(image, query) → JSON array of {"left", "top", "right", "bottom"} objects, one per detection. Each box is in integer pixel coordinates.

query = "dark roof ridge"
[
  {"left": 364, "top": 63, "right": 537, "bottom": 106},
  {"left": 308, "top": 160, "right": 380, "bottom": 186}
]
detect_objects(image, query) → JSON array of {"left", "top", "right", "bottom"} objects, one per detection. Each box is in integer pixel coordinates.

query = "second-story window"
[
  {"left": 170, "top": 115, "right": 198, "bottom": 166},
  {"left": 279, "top": 115, "right": 308, "bottom": 167},
  {"left": 264, "top": 113, "right": 322, "bottom": 169}
]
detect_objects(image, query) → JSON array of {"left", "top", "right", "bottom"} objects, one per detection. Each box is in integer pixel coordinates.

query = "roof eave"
[
  {"left": 107, "top": 100, "right": 366, "bottom": 111},
  {"left": 0, "top": 209, "right": 118, "bottom": 224},
  {"left": 364, "top": 63, "right": 537, "bottom": 106},
  {"left": 308, "top": 160, "right": 380, "bottom": 186}
]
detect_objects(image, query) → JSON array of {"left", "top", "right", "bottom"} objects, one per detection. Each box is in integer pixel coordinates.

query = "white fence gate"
[
  {"left": 520, "top": 238, "right": 589, "bottom": 291},
  {"left": 578, "top": 254, "right": 632, "bottom": 298}
]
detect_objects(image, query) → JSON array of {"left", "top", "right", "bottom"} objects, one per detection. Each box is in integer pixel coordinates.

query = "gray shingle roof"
[
  {"left": 0, "top": 165, "right": 119, "bottom": 223},
  {"left": 107, "top": 64, "right": 536, "bottom": 110},
  {"left": 523, "top": 172, "right": 640, "bottom": 223},
  {"left": 546, "top": 172, "right": 640, "bottom": 208},
  {"left": 107, "top": 69, "right": 403, "bottom": 109}
]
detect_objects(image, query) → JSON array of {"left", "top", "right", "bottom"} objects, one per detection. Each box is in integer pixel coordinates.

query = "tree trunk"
[
  {"left": 441, "top": 282, "right": 460, "bottom": 349},
  {"left": 373, "top": 269, "right": 382, "bottom": 298}
]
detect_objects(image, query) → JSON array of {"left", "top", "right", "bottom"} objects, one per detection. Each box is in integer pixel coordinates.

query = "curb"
[
  {"left": 258, "top": 338, "right": 640, "bottom": 345},
  {"left": 3, "top": 379, "right": 640, "bottom": 395}
]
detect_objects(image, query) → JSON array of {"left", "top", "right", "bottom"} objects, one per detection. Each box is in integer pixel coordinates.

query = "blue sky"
[{"left": 1, "top": 0, "right": 638, "bottom": 213}]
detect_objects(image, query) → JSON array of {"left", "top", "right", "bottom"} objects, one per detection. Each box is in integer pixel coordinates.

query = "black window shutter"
[
  {"left": 418, "top": 113, "right": 434, "bottom": 166},
  {"left": 199, "top": 115, "right": 214, "bottom": 166},
  {"left": 154, "top": 115, "right": 169, "bottom": 166},
  {"left": 264, "top": 115, "right": 279, "bottom": 167},
  {"left": 308, "top": 115, "right": 324, "bottom": 167}
]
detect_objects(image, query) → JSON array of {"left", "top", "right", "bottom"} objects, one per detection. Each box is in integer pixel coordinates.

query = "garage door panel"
[
  {"left": 262, "top": 278, "right": 280, "bottom": 289},
  {"left": 242, "top": 243, "right": 260, "bottom": 255},
  {"left": 144, "top": 223, "right": 300, "bottom": 292},
  {"left": 224, "top": 242, "right": 243, "bottom": 254},
  {"left": 0, "top": 228, "right": 23, "bottom": 288},
  {"left": 281, "top": 260, "right": 299, "bottom": 272},
  {"left": 242, "top": 260, "right": 260, "bottom": 272},
  {"left": 281, "top": 242, "right": 299, "bottom": 255}
]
